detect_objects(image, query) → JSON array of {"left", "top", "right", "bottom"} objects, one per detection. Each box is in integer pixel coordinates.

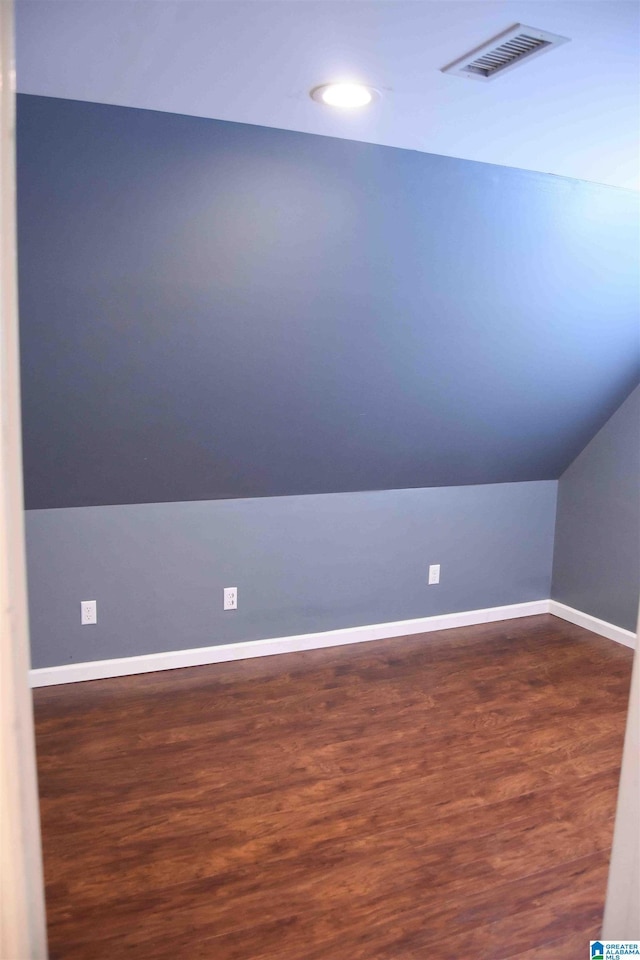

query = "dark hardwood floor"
[{"left": 33, "top": 614, "right": 633, "bottom": 960}]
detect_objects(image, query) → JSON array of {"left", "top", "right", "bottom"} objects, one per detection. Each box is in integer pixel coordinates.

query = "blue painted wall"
[
  {"left": 552, "top": 386, "right": 640, "bottom": 632},
  {"left": 17, "top": 95, "right": 640, "bottom": 510},
  {"left": 25, "top": 482, "right": 557, "bottom": 669}
]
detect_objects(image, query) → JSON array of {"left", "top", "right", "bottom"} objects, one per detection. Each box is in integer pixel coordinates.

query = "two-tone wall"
[{"left": 17, "top": 96, "right": 639, "bottom": 672}]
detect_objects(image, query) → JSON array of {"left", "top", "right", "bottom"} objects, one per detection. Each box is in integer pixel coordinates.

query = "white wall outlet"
[
  {"left": 428, "top": 564, "right": 441, "bottom": 585},
  {"left": 81, "top": 600, "right": 97, "bottom": 625},
  {"left": 223, "top": 587, "right": 238, "bottom": 611}
]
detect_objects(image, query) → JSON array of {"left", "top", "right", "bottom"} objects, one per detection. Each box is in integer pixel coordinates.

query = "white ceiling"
[{"left": 15, "top": 0, "right": 640, "bottom": 190}]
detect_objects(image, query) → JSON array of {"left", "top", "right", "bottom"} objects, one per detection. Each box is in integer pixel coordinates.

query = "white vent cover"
[{"left": 442, "top": 24, "right": 570, "bottom": 81}]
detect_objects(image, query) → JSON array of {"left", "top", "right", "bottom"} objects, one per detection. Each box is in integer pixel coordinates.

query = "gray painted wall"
[
  {"left": 552, "top": 385, "right": 640, "bottom": 632},
  {"left": 26, "top": 481, "right": 556, "bottom": 669},
  {"left": 17, "top": 95, "right": 639, "bottom": 509}
]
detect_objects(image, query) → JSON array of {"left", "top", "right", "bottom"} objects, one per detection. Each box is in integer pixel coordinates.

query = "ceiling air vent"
[{"left": 442, "top": 24, "right": 570, "bottom": 81}]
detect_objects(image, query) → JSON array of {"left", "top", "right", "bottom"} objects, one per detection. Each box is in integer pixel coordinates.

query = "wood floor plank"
[{"left": 35, "top": 614, "right": 632, "bottom": 960}]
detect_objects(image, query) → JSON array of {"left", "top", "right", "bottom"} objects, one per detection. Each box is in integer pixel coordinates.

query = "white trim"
[
  {"left": 0, "top": 1, "right": 48, "bottom": 955},
  {"left": 549, "top": 600, "right": 637, "bottom": 649},
  {"left": 603, "top": 605, "right": 640, "bottom": 937},
  {"left": 30, "top": 600, "right": 549, "bottom": 687},
  {"left": 30, "top": 598, "right": 637, "bottom": 688}
]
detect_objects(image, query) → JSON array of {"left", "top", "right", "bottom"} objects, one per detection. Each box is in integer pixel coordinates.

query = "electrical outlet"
[
  {"left": 428, "top": 564, "right": 440, "bottom": 585},
  {"left": 81, "top": 600, "right": 97, "bottom": 625},
  {"left": 223, "top": 587, "right": 237, "bottom": 611}
]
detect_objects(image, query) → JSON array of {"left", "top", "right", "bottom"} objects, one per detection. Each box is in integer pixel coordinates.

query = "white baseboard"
[
  {"left": 30, "top": 599, "right": 549, "bottom": 688},
  {"left": 30, "top": 598, "right": 635, "bottom": 688},
  {"left": 549, "top": 600, "right": 637, "bottom": 650}
]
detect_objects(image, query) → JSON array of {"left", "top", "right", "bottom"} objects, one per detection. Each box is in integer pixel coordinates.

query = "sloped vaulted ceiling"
[
  {"left": 17, "top": 96, "right": 639, "bottom": 509},
  {"left": 14, "top": 0, "right": 640, "bottom": 509}
]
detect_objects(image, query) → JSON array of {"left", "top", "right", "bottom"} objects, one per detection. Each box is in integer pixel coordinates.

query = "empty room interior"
[{"left": 6, "top": 0, "right": 640, "bottom": 957}]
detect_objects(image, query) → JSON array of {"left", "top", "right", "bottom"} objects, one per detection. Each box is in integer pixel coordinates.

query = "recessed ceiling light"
[{"left": 310, "top": 83, "right": 379, "bottom": 108}]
